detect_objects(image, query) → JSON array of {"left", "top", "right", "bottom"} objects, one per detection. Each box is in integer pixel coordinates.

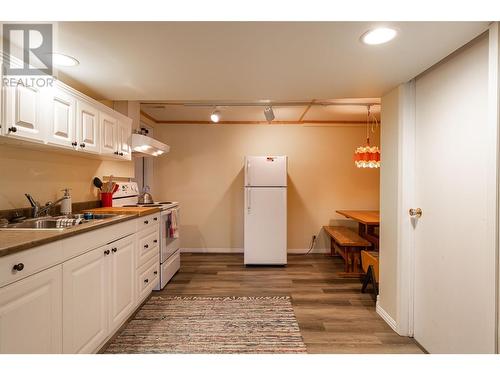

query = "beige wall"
[
  {"left": 0, "top": 145, "right": 133, "bottom": 210},
  {"left": 378, "top": 86, "right": 401, "bottom": 322},
  {"left": 153, "top": 123, "right": 380, "bottom": 251}
]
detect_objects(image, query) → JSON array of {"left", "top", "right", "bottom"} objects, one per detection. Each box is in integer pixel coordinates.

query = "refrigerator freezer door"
[
  {"left": 244, "top": 187, "right": 287, "bottom": 265},
  {"left": 245, "top": 156, "right": 287, "bottom": 187}
]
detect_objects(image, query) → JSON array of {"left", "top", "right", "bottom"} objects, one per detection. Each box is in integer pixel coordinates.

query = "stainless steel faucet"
[{"left": 25, "top": 193, "right": 69, "bottom": 218}]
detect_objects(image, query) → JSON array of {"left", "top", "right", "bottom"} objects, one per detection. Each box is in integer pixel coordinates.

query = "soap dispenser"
[{"left": 61, "top": 188, "right": 72, "bottom": 215}]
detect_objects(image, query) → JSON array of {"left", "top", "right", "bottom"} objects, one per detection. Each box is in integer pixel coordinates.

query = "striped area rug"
[{"left": 104, "top": 295, "right": 307, "bottom": 354}]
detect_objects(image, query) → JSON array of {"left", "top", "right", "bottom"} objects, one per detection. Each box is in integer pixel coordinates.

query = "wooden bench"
[
  {"left": 361, "top": 250, "right": 379, "bottom": 299},
  {"left": 323, "top": 226, "right": 371, "bottom": 277}
]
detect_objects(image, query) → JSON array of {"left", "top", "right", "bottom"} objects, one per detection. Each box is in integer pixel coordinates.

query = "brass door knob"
[{"left": 409, "top": 208, "right": 422, "bottom": 218}]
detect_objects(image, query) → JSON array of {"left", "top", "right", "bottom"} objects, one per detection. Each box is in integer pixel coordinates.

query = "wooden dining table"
[{"left": 336, "top": 210, "right": 380, "bottom": 249}]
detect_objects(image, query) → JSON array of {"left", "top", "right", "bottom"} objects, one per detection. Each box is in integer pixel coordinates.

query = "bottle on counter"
[{"left": 61, "top": 188, "right": 72, "bottom": 215}]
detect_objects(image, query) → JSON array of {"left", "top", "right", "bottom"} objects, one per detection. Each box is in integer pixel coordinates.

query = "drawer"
[
  {"left": 63, "top": 219, "right": 135, "bottom": 260},
  {"left": 0, "top": 241, "right": 64, "bottom": 288},
  {"left": 161, "top": 250, "right": 180, "bottom": 287},
  {"left": 137, "top": 213, "right": 160, "bottom": 232},
  {"left": 137, "top": 229, "right": 159, "bottom": 268},
  {"left": 137, "top": 254, "right": 159, "bottom": 303}
]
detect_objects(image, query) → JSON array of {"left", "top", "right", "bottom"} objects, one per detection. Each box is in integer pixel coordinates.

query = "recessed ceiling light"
[
  {"left": 361, "top": 27, "right": 397, "bottom": 45},
  {"left": 52, "top": 53, "right": 79, "bottom": 67},
  {"left": 210, "top": 109, "right": 221, "bottom": 123}
]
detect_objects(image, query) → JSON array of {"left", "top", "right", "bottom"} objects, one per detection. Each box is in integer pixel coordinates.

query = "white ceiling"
[{"left": 55, "top": 22, "right": 489, "bottom": 101}]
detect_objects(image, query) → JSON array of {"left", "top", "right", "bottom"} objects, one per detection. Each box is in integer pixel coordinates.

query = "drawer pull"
[
  {"left": 104, "top": 250, "right": 110, "bottom": 256},
  {"left": 153, "top": 239, "right": 158, "bottom": 243},
  {"left": 144, "top": 220, "right": 149, "bottom": 224},
  {"left": 144, "top": 244, "right": 149, "bottom": 249},
  {"left": 154, "top": 217, "right": 158, "bottom": 221},
  {"left": 144, "top": 278, "right": 149, "bottom": 283},
  {"left": 154, "top": 271, "right": 158, "bottom": 275},
  {"left": 111, "top": 247, "right": 117, "bottom": 253},
  {"left": 12, "top": 263, "right": 24, "bottom": 272}
]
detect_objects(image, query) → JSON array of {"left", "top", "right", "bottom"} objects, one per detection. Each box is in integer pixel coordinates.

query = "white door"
[
  {"left": 77, "top": 99, "right": 100, "bottom": 154},
  {"left": 100, "top": 112, "right": 118, "bottom": 156},
  {"left": 413, "top": 36, "right": 496, "bottom": 353},
  {"left": 46, "top": 87, "right": 77, "bottom": 149},
  {"left": 116, "top": 119, "right": 132, "bottom": 160},
  {"left": 244, "top": 187, "right": 287, "bottom": 265},
  {"left": 245, "top": 156, "right": 287, "bottom": 187},
  {"left": 63, "top": 246, "right": 108, "bottom": 354},
  {"left": 108, "top": 235, "right": 136, "bottom": 332},
  {"left": 0, "top": 265, "right": 62, "bottom": 354},
  {"left": 4, "top": 84, "right": 44, "bottom": 141}
]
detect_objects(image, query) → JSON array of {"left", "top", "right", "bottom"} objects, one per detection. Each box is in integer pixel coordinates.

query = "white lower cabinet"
[
  {"left": 108, "top": 235, "right": 136, "bottom": 333},
  {"left": 62, "top": 245, "right": 108, "bottom": 354},
  {"left": 63, "top": 233, "right": 136, "bottom": 353},
  {"left": 0, "top": 265, "right": 62, "bottom": 354}
]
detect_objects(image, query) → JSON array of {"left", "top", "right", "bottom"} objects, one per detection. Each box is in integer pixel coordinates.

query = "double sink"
[{"left": 0, "top": 213, "right": 119, "bottom": 231}]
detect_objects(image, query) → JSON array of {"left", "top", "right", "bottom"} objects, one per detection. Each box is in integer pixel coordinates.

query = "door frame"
[{"left": 396, "top": 23, "right": 500, "bottom": 352}]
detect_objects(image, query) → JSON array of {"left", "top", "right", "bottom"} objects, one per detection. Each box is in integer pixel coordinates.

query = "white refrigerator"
[{"left": 244, "top": 156, "right": 287, "bottom": 265}]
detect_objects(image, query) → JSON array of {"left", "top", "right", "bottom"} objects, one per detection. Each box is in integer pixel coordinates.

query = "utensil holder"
[{"left": 101, "top": 192, "right": 113, "bottom": 207}]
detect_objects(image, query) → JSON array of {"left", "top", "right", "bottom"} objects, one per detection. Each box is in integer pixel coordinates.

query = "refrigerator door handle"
[
  {"left": 247, "top": 189, "right": 251, "bottom": 213},
  {"left": 246, "top": 160, "right": 251, "bottom": 186}
]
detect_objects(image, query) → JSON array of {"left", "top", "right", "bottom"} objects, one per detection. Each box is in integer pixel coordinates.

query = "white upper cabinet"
[
  {"left": 100, "top": 112, "right": 118, "bottom": 156},
  {"left": 77, "top": 99, "right": 100, "bottom": 154},
  {"left": 1, "top": 80, "right": 132, "bottom": 161},
  {"left": 45, "top": 87, "right": 77, "bottom": 149},
  {"left": 117, "top": 119, "right": 132, "bottom": 160},
  {"left": 0, "top": 265, "right": 62, "bottom": 354},
  {"left": 4, "top": 84, "right": 44, "bottom": 142}
]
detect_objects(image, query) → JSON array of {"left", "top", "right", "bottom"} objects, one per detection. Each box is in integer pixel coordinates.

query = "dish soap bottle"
[{"left": 61, "top": 188, "right": 72, "bottom": 215}]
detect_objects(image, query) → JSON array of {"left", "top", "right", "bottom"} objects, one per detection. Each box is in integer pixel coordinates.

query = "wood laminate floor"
[{"left": 154, "top": 253, "right": 423, "bottom": 354}]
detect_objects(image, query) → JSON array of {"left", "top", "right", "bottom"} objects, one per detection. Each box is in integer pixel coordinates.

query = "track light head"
[
  {"left": 264, "top": 106, "right": 275, "bottom": 122},
  {"left": 210, "top": 109, "right": 221, "bottom": 123}
]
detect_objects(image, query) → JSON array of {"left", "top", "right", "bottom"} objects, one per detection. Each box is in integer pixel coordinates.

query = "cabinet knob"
[
  {"left": 153, "top": 239, "right": 158, "bottom": 243},
  {"left": 144, "top": 244, "right": 149, "bottom": 249},
  {"left": 154, "top": 271, "right": 158, "bottom": 275},
  {"left": 71, "top": 141, "right": 77, "bottom": 147},
  {"left": 111, "top": 247, "right": 117, "bottom": 253},
  {"left": 114, "top": 151, "right": 119, "bottom": 155},
  {"left": 8, "top": 126, "right": 17, "bottom": 133},
  {"left": 144, "top": 220, "right": 149, "bottom": 224},
  {"left": 144, "top": 278, "right": 149, "bottom": 283},
  {"left": 153, "top": 217, "right": 158, "bottom": 221},
  {"left": 80, "top": 143, "right": 86, "bottom": 148},
  {"left": 104, "top": 250, "right": 110, "bottom": 255},
  {"left": 12, "top": 263, "right": 24, "bottom": 272},
  {"left": 119, "top": 152, "right": 124, "bottom": 156}
]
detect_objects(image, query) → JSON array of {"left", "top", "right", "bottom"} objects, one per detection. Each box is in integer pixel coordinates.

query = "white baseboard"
[
  {"left": 181, "top": 248, "right": 329, "bottom": 254},
  {"left": 181, "top": 248, "right": 243, "bottom": 253},
  {"left": 376, "top": 301, "right": 399, "bottom": 333}
]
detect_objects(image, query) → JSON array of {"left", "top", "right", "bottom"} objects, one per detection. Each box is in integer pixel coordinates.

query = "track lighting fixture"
[
  {"left": 264, "top": 106, "right": 275, "bottom": 122},
  {"left": 210, "top": 109, "right": 221, "bottom": 123}
]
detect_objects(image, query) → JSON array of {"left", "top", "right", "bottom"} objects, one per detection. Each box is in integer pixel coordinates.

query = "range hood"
[{"left": 131, "top": 133, "right": 170, "bottom": 157}]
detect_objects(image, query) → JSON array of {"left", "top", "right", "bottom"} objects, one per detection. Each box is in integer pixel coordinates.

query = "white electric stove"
[{"left": 112, "top": 182, "right": 180, "bottom": 290}]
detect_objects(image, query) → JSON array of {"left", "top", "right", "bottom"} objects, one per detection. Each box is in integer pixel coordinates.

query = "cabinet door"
[
  {"left": 109, "top": 235, "right": 136, "bottom": 332},
  {"left": 100, "top": 112, "right": 118, "bottom": 156},
  {"left": 45, "top": 87, "right": 77, "bottom": 149},
  {"left": 63, "top": 246, "right": 108, "bottom": 354},
  {"left": 0, "top": 265, "right": 62, "bottom": 354},
  {"left": 117, "top": 119, "right": 132, "bottom": 160},
  {"left": 4, "top": 84, "right": 44, "bottom": 141},
  {"left": 77, "top": 100, "right": 100, "bottom": 154}
]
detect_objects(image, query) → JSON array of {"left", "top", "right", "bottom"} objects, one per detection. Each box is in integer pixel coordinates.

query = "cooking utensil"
[
  {"left": 138, "top": 186, "right": 154, "bottom": 204},
  {"left": 112, "top": 183, "right": 119, "bottom": 195},
  {"left": 93, "top": 177, "right": 103, "bottom": 190}
]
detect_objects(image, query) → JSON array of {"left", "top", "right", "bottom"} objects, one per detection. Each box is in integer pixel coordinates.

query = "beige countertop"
[{"left": 0, "top": 214, "right": 137, "bottom": 257}]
